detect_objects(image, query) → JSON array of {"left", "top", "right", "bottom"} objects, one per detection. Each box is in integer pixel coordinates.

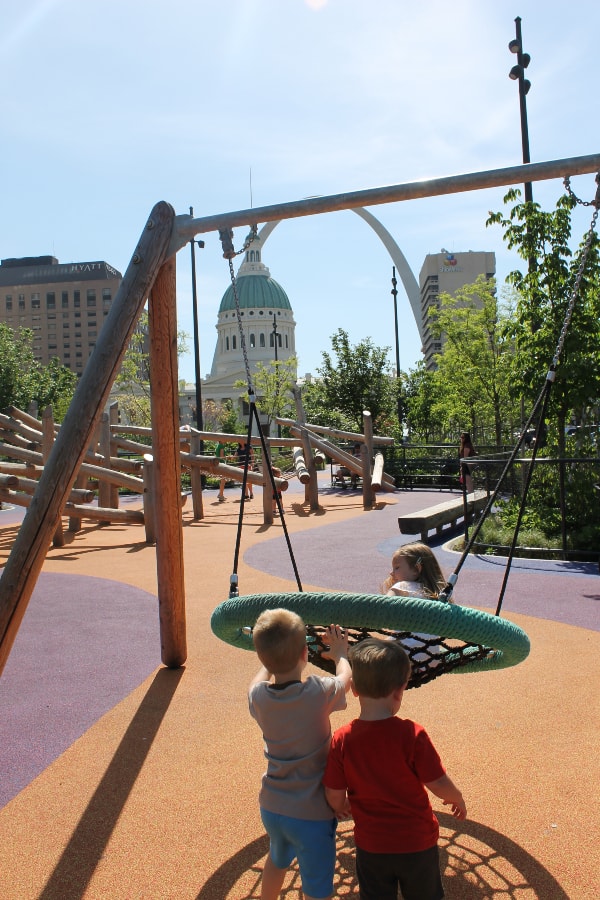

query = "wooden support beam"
[
  {"left": 190, "top": 433, "right": 204, "bottom": 521},
  {"left": 149, "top": 255, "right": 187, "bottom": 669},
  {"left": 275, "top": 416, "right": 394, "bottom": 445},
  {"left": 0, "top": 201, "right": 175, "bottom": 677}
]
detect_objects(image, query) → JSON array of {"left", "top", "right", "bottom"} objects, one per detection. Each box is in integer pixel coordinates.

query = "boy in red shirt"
[{"left": 323, "top": 638, "right": 466, "bottom": 900}]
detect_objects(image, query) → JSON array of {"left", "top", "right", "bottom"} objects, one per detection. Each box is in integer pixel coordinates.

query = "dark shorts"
[{"left": 355, "top": 844, "right": 443, "bottom": 900}]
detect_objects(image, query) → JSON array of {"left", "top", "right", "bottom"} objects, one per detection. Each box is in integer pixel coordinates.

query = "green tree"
[
  {"left": 487, "top": 189, "right": 600, "bottom": 452},
  {"left": 114, "top": 311, "right": 190, "bottom": 427},
  {"left": 428, "top": 276, "right": 516, "bottom": 445},
  {"left": 34, "top": 356, "right": 78, "bottom": 421},
  {"left": 403, "top": 362, "right": 443, "bottom": 442},
  {"left": 0, "top": 324, "right": 76, "bottom": 419},
  {"left": 0, "top": 324, "right": 37, "bottom": 410},
  {"left": 313, "top": 329, "right": 398, "bottom": 433},
  {"left": 235, "top": 357, "right": 298, "bottom": 430}
]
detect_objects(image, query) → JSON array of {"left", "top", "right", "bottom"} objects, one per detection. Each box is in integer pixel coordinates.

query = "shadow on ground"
[{"left": 197, "top": 814, "right": 569, "bottom": 899}]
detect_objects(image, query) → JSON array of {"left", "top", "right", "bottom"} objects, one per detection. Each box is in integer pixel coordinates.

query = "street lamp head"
[
  {"left": 522, "top": 79, "right": 531, "bottom": 95},
  {"left": 509, "top": 64, "right": 522, "bottom": 81},
  {"left": 521, "top": 52, "right": 531, "bottom": 68},
  {"left": 508, "top": 38, "right": 521, "bottom": 54}
]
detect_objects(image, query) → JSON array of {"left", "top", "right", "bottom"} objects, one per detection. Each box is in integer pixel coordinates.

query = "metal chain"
[
  {"left": 218, "top": 226, "right": 259, "bottom": 395},
  {"left": 563, "top": 172, "right": 600, "bottom": 208},
  {"left": 553, "top": 179, "right": 600, "bottom": 365}
]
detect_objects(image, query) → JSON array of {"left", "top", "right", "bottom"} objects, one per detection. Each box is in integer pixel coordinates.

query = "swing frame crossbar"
[{"left": 1, "top": 153, "right": 598, "bottom": 676}]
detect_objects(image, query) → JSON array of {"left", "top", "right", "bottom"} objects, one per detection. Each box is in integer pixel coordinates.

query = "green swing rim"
[{"left": 210, "top": 592, "right": 530, "bottom": 675}]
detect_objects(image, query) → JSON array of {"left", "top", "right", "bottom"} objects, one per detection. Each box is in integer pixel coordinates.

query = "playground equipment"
[{"left": 1, "top": 153, "right": 599, "bottom": 676}]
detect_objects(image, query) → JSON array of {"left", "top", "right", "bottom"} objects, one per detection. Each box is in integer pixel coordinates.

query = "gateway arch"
[{"left": 258, "top": 207, "right": 423, "bottom": 341}]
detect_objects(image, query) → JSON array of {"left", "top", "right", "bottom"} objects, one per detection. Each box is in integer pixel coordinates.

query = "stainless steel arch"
[{"left": 257, "top": 208, "right": 423, "bottom": 340}]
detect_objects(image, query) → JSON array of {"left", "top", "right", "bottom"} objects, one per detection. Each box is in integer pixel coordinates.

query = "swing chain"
[
  {"left": 563, "top": 172, "right": 600, "bottom": 209},
  {"left": 218, "top": 226, "right": 260, "bottom": 395},
  {"left": 553, "top": 183, "right": 599, "bottom": 365}
]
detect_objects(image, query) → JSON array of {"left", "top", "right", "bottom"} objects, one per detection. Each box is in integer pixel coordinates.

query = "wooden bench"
[{"left": 398, "top": 490, "right": 488, "bottom": 543}]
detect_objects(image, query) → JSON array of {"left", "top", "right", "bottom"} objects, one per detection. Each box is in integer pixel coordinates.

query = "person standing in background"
[{"left": 458, "top": 432, "right": 476, "bottom": 494}]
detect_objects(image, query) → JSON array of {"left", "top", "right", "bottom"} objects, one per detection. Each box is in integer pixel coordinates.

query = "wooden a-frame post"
[{"left": 0, "top": 201, "right": 187, "bottom": 676}]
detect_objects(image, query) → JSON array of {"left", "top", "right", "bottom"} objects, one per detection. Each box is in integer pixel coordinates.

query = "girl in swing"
[
  {"left": 381, "top": 542, "right": 447, "bottom": 600},
  {"left": 381, "top": 543, "right": 451, "bottom": 667}
]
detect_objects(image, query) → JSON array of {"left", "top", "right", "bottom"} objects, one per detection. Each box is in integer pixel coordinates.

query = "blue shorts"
[{"left": 260, "top": 808, "right": 337, "bottom": 899}]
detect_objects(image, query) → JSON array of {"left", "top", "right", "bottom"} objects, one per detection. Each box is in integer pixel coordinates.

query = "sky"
[{"left": 2, "top": 0, "right": 600, "bottom": 384}]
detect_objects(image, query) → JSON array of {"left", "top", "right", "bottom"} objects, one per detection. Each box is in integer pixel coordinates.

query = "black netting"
[{"left": 305, "top": 624, "right": 492, "bottom": 689}]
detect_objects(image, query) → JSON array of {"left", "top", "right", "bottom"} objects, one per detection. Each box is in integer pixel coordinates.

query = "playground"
[
  {"left": 1, "top": 156, "right": 599, "bottom": 897},
  {"left": 0, "top": 472, "right": 599, "bottom": 899}
]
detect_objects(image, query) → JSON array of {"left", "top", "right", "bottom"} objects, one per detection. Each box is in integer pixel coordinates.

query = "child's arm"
[
  {"left": 249, "top": 666, "right": 272, "bottom": 690},
  {"left": 321, "top": 624, "right": 351, "bottom": 690},
  {"left": 324, "top": 786, "right": 352, "bottom": 819},
  {"left": 425, "top": 774, "right": 467, "bottom": 820}
]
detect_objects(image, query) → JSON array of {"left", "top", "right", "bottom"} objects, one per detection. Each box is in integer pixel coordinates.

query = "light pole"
[
  {"left": 189, "top": 206, "right": 205, "bottom": 433},
  {"left": 508, "top": 16, "right": 532, "bottom": 203},
  {"left": 391, "top": 266, "right": 402, "bottom": 429}
]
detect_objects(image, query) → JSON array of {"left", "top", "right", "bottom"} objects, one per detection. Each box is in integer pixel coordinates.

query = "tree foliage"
[
  {"left": 114, "top": 311, "right": 190, "bottom": 427},
  {"left": 428, "top": 275, "right": 516, "bottom": 444},
  {"left": 235, "top": 357, "right": 298, "bottom": 428},
  {"left": 0, "top": 324, "right": 77, "bottom": 419},
  {"left": 487, "top": 189, "right": 600, "bottom": 451},
  {"left": 311, "top": 329, "right": 398, "bottom": 433},
  {"left": 403, "top": 362, "right": 443, "bottom": 442}
]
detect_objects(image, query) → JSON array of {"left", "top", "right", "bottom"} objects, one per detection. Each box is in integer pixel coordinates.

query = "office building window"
[
  {"left": 5, "top": 295, "right": 12, "bottom": 311},
  {"left": 86, "top": 290, "right": 96, "bottom": 307},
  {"left": 102, "top": 288, "right": 112, "bottom": 308},
  {"left": 46, "top": 292, "right": 56, "bottom": 309},
  {"left": 74, "top": 291, "right": 80, "bottom": 308},
  {"left": 31, "top": 293, "right": 40, "bottom": 309},
  {"left": 61, "top": 291, "right": 69, "bottom": 308}
]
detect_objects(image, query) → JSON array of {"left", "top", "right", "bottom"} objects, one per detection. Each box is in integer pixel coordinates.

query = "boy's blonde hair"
[
  {"left": 252, "top": 608, "right": 306, "bottom": 674},
  {"left": 349, "top": 638, "right": 411, "bottom": 698},
  {"left": 381, "top": 542, "right": 447, "bottom": 598}
]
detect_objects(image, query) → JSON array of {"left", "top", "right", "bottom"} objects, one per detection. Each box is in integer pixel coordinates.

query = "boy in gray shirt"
[{"left": 249, "top": 608, "right": 351, "bottom": 900}]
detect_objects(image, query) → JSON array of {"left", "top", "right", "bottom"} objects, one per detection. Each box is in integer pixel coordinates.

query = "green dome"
[{"left": 219, "top": 274, "right": 292, "bottom": 313}]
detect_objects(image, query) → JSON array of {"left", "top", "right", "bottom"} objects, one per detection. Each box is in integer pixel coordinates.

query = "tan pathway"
[{"left": 0, "top": 488, "right": 598, "bottom": 898}]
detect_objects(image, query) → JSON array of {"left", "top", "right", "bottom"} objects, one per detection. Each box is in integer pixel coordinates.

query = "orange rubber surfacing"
[{"left": 0, "top": 488, "right": 598, "bottom": 899}]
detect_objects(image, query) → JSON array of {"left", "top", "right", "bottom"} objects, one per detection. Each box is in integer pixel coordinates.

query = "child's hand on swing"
[{"left": 321, "top": 624, "right": 348, "bottom": 663}]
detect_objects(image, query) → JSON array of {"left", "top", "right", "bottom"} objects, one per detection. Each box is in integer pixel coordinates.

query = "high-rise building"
[
  {"left": 0, "top": 255, "right": 122, "bottom": 375},
  {"left": 419, "top": 250, "right": 495, "bottom": 369}
]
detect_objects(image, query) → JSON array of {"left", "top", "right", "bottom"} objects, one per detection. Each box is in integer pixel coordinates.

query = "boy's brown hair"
[
  {"left": 252, "top": 608, "right": 306, "bottom": 674},
  {"left": 349, "top": 638, "right": 411, "bottom": 698}
]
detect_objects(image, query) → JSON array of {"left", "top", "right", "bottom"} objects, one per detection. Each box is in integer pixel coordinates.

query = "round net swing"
[
  {"left": 210, "top": 591, "right": 531, "bottom": 690},
  {"left": 208, "top": 226, "right": 531, "bottom": 689}
]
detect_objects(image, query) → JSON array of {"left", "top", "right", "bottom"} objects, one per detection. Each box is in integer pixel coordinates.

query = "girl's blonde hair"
[{"left": 381, "top": 542, "right": 446, "bottom": 598}]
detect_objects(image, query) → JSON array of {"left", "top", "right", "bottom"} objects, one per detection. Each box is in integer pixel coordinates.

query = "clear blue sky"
[{"left": 3, "top": 1, "right": 599, "bottom": 383}]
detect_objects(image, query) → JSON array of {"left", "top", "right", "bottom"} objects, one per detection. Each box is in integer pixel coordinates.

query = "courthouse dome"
[
  {"left": 217, "top": 230, "right": 292, "bottom": 313},
  {"left": 218, "top": 275, "right": 292, "bottom": 312}
]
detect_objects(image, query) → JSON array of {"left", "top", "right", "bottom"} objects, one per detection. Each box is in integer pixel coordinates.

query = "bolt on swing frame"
[{"left": 0, "top": 154, "right": 599, "bottom": 679}]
